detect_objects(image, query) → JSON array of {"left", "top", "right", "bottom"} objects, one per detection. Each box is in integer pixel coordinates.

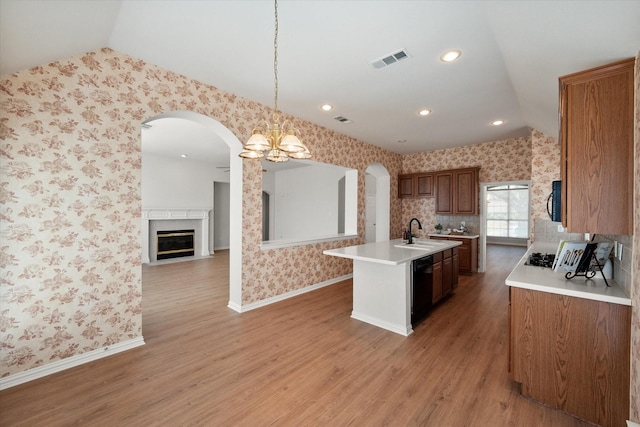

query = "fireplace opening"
[{"left": 157, "top": 229, "right": 195, "bottom": 260}]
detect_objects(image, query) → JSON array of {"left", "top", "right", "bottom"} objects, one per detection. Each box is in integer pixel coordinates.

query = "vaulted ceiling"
[{"left": 1, "top": 1, "right": 639, "bottom": 156}]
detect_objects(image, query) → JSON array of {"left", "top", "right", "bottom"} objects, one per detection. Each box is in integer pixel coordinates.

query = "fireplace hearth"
[{"left": 157, "top": 229, "right": 195, "bottom": 260}]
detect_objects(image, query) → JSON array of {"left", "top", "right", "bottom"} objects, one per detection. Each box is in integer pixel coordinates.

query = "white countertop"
[
  {"left": 505, "top": 242, "right": 631, "bottom": 306},
  {"left": 428, "top": 233, "right": 479, "bottom": 239},
  {"left": 323, "top": 239, "right": 462, "bottom": 266}
]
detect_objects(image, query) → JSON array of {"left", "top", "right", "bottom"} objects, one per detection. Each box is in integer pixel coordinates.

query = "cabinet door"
[
  {"left": 398, "top": 174, "right": 414, "bottom": 198},
  {"left": 510, "top": 287, "right": 631, "bottom": 427},
  {"left": 435, "top": 172, "right": 453, "bottom": 214},
  {"left": 457, "top": 240, "right": 471, "bottom": 274},
  {"left": 432, "top": 260, "right": 443, "bottom": 304},
  {"left": 415, "top": 173, "right": 434, "bottom": 197},
  {"left": 560, "top": 58, "right": 633, "bottom": 234},
  {"left": 452, "top": 249, "right": 459, "bottom": 288},
  {"left": 454, "top": 169, "right": 478, "bottom": 215},
  {"left": 442, "top": 256, "right": 453, "bottom": 296}
]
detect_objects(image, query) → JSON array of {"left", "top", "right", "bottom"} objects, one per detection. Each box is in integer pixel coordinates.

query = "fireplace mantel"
[{"left": 142, "top": 209, "right": 211, "bottom": 263}]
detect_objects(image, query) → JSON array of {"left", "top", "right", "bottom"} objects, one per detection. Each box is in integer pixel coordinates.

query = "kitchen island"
[
  {"left": 505, "top": 242, "right": 631, "bottom": 427},
  {"left": 323, "top": 238, "right": 462, "bottom": 336}
]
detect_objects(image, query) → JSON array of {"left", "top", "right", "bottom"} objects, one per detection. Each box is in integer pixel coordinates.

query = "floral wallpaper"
[
  {"left": 530, "top": 129, "right": 560, "bottom": 220},
  {"left": 400, "top": 136, "right": 532, "bottom": 237},
  {"left": 0, "top": 48, "right": 402, "bottom": 378}
]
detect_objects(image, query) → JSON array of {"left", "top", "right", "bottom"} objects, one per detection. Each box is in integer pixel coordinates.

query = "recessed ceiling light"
[
  {"left": 397, "top": 139, "right": 407, "bottom": 144},
  {"left": 180, "top": 154, "right": 188, "bottom": 158},
  {"left": 491, "top": 120, "right": 504, "bottom": 126},
  {"left": 440, "top": 50, "right": 462, "bottom": 62},
  {"left": 419, "top": 109, "right": 432, "bottom": 116},
  {"left": 321, "top": 104, "right": 333, "bottom": 111}
]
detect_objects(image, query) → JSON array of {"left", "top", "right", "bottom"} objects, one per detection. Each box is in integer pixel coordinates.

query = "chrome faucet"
[{"left": 408, "top": 218, "right": 422, "bottom": 244}]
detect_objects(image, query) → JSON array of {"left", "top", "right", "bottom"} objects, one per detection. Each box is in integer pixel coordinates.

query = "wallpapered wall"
[
  {"left": 400, "top": 136, "right": 532, "bottom": 237},
  {"left": 0, "top": 48, "right": 402, "bottom": 378}
]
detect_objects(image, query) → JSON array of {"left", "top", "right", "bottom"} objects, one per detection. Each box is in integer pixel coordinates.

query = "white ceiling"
[{"left": 1, "top": 0, "right": 639, "bottom": 158}]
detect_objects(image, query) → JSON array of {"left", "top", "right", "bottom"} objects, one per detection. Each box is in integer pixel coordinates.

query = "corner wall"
[{"left": 0, "top": 48, "right": 402, "bottom": 379}]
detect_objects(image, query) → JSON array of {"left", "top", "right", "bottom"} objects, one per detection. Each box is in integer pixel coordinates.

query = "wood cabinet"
[
  {"left": 431, "top": 248, "right": 458, "bottom": 304},
  {"left": 509, "top": 287, "right": 630, "bottom": 427},
  {"left": 398, "top": 173, "right": 434, "bottom": 198},
  {"left": 432, "top": 252, "right": 443, "bottom": 303},
  {"left": 435, "top": 167, "right": 479, "bottom": 215},
  {"left": 430, "top": 236, "right": 477, "bottom": 275},
  {"left": 559, "top": 58, "right": 634, "bottom": 235}
]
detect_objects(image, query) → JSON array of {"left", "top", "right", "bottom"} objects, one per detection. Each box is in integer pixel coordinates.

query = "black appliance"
[
  {"left": 547, "top": 180, "right": 562, "bottom": 222},
  {"left": 412, "top": 255, "right": 433, "bottom": 323},
  {"left": 525, "top": 252, "right": 555, "bottom": 268}
]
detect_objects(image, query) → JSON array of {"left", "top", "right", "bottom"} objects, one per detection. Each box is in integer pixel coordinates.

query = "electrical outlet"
[
  {"left": 557, "top": 224, "right": 565, "bottom": 232},
  {"left": 584, "top": 233, "right": 590, "bottom": 241}
]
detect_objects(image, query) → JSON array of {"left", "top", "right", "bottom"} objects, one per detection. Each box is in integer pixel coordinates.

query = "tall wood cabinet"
[
  {"left": 559, "top": 58, "right": 634, "bottom": 235},
  {"left": 435, "top": 168, "right": 479, "bottom": 215}
]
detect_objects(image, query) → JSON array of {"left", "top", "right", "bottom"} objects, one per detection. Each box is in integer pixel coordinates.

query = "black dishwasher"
[{"left": 412, "top": 255, "right": 433, "bottom": 323}]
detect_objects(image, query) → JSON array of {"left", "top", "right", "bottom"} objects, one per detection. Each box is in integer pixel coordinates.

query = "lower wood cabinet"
[
  {"left": 430, "top": 236, "right": 477, "bottom": 275},
  {"left": 509, "top": 287, "right": 630, "bottom": 427},
  {"left": 431, "top": 248, "right": 458, "bottom": 304}
]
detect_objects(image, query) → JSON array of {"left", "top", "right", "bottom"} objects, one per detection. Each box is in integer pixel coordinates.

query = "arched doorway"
[
  {"left": 364, "top": 163, "right": 390, "bottom": 242},
  {"left": 141, "top": 111, "right": 243, "bottom": 309}
]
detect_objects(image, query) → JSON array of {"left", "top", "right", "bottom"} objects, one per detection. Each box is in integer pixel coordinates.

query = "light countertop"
[
  {"left": 323, "top": 239, "right": 462, "bottom": 266},
  {"left": 505, "top": 242, "right": 631, "bottom": 306},
  {"left": 428, "top": 233, "right": 479, "bottom": 239}
]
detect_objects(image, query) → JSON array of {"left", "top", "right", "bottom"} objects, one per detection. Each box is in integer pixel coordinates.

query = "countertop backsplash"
[
  {"left": 533, "top": 218, "right": 632, "bottom": 297},
  {"left": 435, "top": 215, "right": 479, "bottom": 235}
]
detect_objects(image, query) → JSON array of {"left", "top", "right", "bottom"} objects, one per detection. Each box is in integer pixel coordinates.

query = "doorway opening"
[
  {"left": 365, "top": 163, "right": 390, "bottom": 243},
  {"left": 479, "top": 180, "right": 530, "bottom": 272},
  {"left": 141, "top": 111, "right": 243, "bottom": 312}
]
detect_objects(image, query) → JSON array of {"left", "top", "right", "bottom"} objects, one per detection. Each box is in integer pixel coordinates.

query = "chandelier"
[{"left": 239, "top": 0, "right": 311, "bottom": 162}]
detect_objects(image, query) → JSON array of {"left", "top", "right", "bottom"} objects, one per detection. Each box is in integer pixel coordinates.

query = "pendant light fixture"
[{"left": 239, "top": 0, "right": 311, "bottom": 162}]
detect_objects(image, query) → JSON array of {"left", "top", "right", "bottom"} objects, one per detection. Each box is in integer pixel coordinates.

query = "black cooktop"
[{"left": 525, "top": 252, "right": 555, "bottom": 268}]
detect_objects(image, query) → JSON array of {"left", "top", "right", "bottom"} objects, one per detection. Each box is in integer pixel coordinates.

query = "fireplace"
[
  {"left": 156, "top": 229, "right": 195, "bottom": 260},
  {"left": 142, "top": 209, "right": 212, "bottom": 264}
]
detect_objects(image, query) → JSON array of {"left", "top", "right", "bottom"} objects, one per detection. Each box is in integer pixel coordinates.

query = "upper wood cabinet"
[
  {"left": 398, "top": 173, "right": 434, "bottom": 198},
  {"left": 559, "top": 58, "right": 634, "bottom": 235},
  {"left": 435, "top": 167, "right": 479, "bottom": 215}
]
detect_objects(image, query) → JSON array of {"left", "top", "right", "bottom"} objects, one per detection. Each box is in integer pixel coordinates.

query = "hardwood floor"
[{"left": 0, "top": 245, "right": 593, "bottom": 426}]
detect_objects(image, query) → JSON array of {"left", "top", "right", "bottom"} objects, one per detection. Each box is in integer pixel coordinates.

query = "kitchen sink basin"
[{"left": 394, "top": 240, "right": 448, "bottom": 250}]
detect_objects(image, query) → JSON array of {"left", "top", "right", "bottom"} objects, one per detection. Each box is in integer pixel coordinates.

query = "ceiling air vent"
[
  {"left": 334, "top": 115, "right": 353, "bottom": 124},
  {"left": 371, "top": 49, "right": 410, "bottom": 69}
]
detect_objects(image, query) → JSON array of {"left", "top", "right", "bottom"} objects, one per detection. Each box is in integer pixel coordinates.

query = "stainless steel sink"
[{"left": 394, "top": 240, "right": 447, "bottom": 250}]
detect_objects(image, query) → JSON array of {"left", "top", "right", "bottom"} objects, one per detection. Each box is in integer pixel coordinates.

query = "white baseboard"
[
  {"left": 228, "top": 274, "right": 352, "bottom": 313},
  {"left": 351, "top": 310, "right": 413, "bottom": 336},
  {"left": 627, "top": 421, "right": 640, "bottom": 427},
  {"left": 0, "top": 337, "right": 145, "bottom": 391}
]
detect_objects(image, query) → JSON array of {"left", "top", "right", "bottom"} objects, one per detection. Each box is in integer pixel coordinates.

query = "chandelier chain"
[{"left": 273, "top": 0, "right": 279, "bottom": 114}]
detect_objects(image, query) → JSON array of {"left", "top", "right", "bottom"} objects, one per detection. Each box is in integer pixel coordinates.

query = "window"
[{"left": 486, "top": 184, "right": 528, "bottom": 238}]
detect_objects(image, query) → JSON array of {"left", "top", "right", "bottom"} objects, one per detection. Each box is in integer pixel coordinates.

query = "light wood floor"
[{"left": 1, "top": 245, "right": 593, "bottom": 426}]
